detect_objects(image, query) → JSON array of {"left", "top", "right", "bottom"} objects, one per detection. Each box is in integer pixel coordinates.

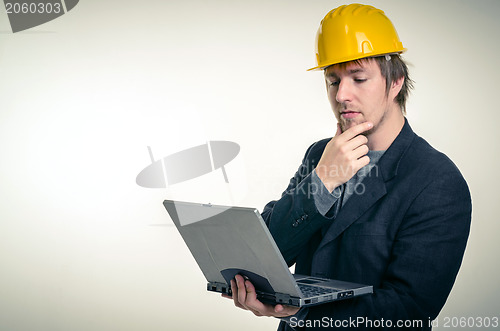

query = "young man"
[{"left": 225, "top": 4, "right": 471, "bottom": 330}]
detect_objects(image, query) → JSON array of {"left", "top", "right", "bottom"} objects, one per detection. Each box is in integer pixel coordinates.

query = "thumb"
[{"left": 335, "top": 123, "right": 342, "bottom": 137}]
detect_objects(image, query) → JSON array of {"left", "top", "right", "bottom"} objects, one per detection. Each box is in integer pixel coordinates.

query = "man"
[{"left": 225, "top": 4, "right": 471, "bottom": 330}]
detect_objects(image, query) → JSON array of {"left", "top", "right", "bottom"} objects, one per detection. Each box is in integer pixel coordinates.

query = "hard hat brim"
[{"left": 307, "top": 49, "right": 407, "bottom": 71}]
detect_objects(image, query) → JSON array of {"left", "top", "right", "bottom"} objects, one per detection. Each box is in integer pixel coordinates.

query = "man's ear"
[{"left": 389, "top": 76, "right": 404, "bottom": 101}]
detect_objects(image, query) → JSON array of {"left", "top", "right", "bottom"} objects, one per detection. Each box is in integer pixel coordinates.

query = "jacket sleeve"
[
  {"left": 261, "top": 142, "right": 335, "bottom": 266},
  {"left": 304, "top": 167, "right": 472, "bottom": 329}
]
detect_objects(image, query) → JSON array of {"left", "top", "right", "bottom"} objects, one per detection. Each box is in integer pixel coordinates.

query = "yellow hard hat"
[{"left": 308, "top": 4, "right": 406, "bottom": 71}]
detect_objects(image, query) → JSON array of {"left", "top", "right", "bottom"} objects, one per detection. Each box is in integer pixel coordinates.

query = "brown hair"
[{"left": 373, "top": 54, "right": 414, "bottom": 114}]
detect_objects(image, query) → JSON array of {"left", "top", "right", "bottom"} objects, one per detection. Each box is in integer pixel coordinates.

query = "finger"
[
  {"left": 274, "top": 304, "right": 301, "bottom": 317},
  {"left": 351, "top": 143, "right": 370, "bottom": 160},
  {"left": 235, "top": 275, "right": 249, "bottom": 309},
  {"left": 339, "top": 121, "right": 373, "bottom": 141},
  {"left": 339, "top": 153, "right": 370, "bottom": 181},
  {"left": 353, "top": 155, "right": 370, "bottom": 172},
  {"left": 231, "top": 278, "right": 245, "bottom": 310},
  {"left": 342, "top": 134, "right": 369, "bottom": 153}
]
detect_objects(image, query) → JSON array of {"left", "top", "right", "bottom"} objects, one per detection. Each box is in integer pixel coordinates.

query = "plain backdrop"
[{"left": 0, "top": 0, "right": 498, "bottom": 330}]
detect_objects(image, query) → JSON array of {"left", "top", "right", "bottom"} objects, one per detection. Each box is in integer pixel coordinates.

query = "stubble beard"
[{"left": 339, "top": 116, "right": 374, "bottom": 137}]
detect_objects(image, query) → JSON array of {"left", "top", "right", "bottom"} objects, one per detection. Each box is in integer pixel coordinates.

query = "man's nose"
[{"left": 336, "top": 80, "right": 353, "bottom": 104}]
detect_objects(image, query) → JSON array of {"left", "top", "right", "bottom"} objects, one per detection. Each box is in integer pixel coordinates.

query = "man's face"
[{"left": 324, "top": 59, "right": 397, "bottom": 134}]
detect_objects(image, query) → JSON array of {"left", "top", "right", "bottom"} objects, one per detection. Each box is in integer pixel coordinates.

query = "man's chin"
[{"left": 340, "top": 119, "right": 366, "bottom": 132}]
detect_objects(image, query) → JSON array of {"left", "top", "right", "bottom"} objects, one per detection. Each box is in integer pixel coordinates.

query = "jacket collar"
[{"left": 378, "top": 117, "right": 416, "bottom": 182}]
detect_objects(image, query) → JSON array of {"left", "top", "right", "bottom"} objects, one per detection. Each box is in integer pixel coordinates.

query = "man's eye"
[
  {"left": 354, "top": 78, "right": 367, "bottom": 83},
  {"left": 330, "top": 81, "right": 340, "bottom": 87}
]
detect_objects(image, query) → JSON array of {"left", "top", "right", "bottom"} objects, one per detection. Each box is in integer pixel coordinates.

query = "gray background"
[{"left": 0, "top": 0, "right": 498, "bottom": 330}]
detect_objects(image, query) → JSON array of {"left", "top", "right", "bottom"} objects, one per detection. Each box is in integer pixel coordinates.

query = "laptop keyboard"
[{"left": 298, "top": 284, "right": 339, "bottom": 296}]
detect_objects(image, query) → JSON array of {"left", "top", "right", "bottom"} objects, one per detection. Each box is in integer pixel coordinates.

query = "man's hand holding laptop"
[{"left": 222, "top": 274, "right": 300, "bottom": 318}]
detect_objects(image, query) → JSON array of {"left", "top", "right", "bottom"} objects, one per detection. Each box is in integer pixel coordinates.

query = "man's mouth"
[{"left": 341, "top": 111, "right": 361, "bottom": 119}]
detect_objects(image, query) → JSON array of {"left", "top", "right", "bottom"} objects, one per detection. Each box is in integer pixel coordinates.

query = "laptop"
[{"left": 163, "top": 199, "right": 373, "bottom": 307}]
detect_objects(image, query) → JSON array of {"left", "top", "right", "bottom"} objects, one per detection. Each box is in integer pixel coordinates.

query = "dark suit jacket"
[{"left": 262, "top": 119, "right": 471, "bottom": 330}]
